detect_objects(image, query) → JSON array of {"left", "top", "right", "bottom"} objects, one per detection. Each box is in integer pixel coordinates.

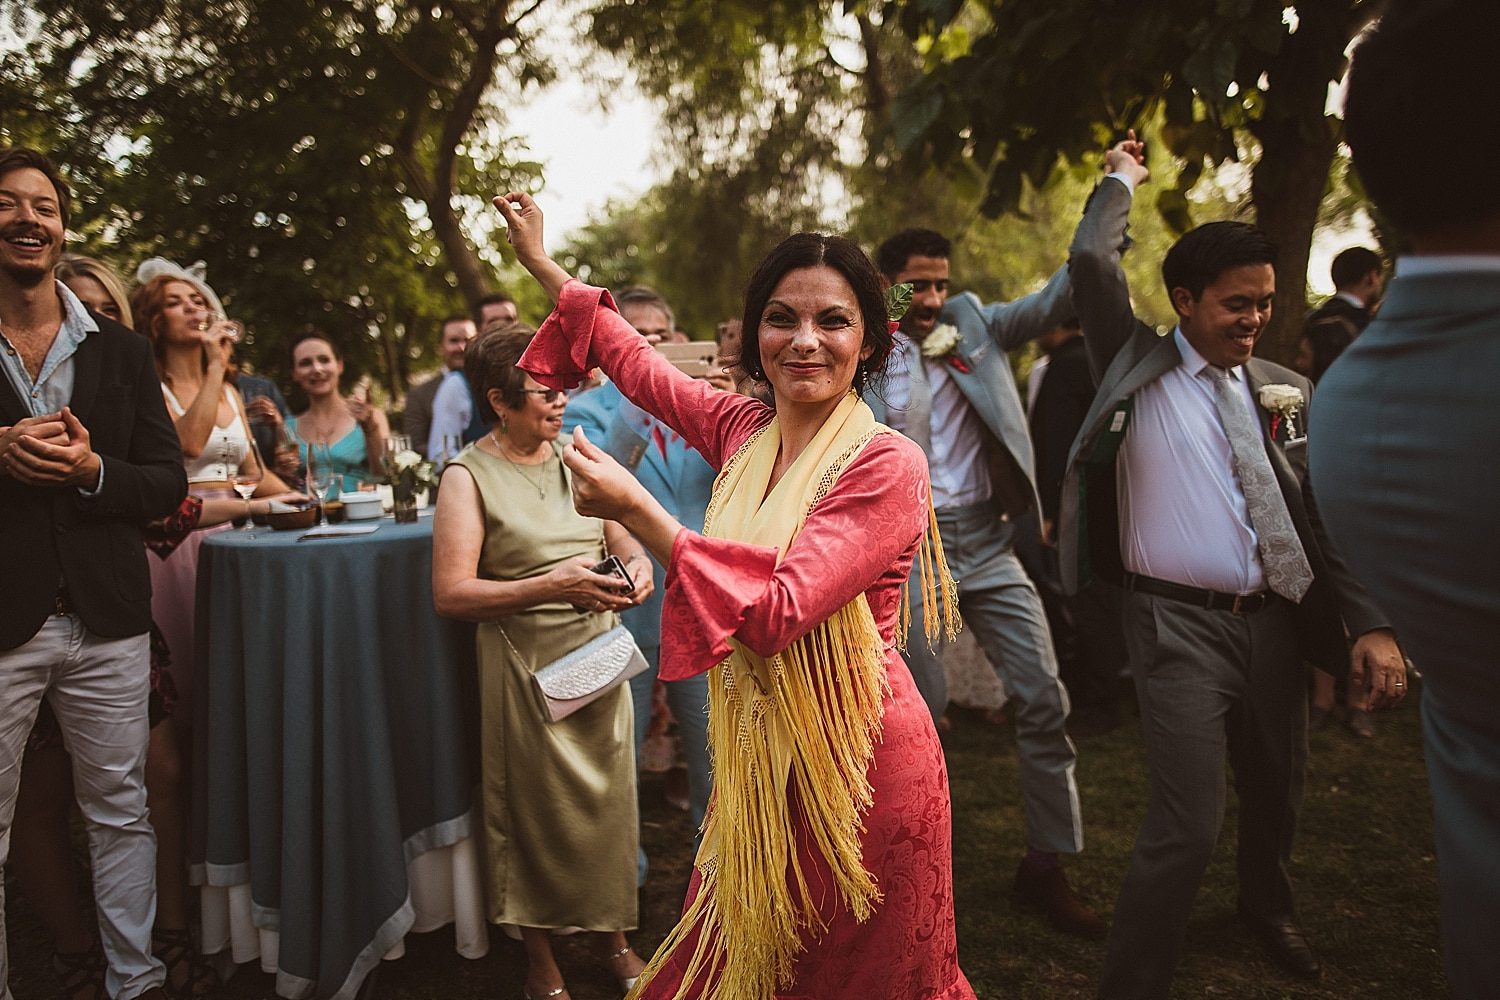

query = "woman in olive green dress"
[{"left": 433, "top": 326, "right": 654, "bottom": 1000}]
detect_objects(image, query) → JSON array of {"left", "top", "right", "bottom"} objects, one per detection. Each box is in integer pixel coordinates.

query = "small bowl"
[
  {"left": 266, "top": 505, "right": 320, "bottom": 531},
  {"left": 339, "top": 492, "right": 384, "bottom": 521}
]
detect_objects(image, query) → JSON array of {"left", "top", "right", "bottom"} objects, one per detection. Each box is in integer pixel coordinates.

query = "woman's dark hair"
[
  {"left": 1160, "top": 221, "right": 1278, "bottom": 316},
  {"left": 289, "top": 331, "right": 343, "bottom": 361},
  {"left": 465, "top": 322, "right": 538, "bottom": 425},
  {"left": 738, "top": 233, "right": 892, "bottom": 396}
]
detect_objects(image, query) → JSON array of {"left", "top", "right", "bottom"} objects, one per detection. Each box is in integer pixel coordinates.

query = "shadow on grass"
[{"left": 6, "top": 694, "right": 1442, "bottom": 999}]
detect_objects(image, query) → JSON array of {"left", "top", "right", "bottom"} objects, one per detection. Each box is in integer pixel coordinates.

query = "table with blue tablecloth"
[{"left": 189, "top": 517, "right": 487, "bottom": 999}]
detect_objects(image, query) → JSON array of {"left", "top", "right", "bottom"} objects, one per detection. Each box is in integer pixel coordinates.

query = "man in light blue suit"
[
  {"left": 867, "top": 169, "right": 1127, "bottom": 936},
  {"left": 1316, "top": 7, "right": 1500, "bottom": 996},
  {"left": 563, "top": 287, "right": 715, "bottom": 873}
]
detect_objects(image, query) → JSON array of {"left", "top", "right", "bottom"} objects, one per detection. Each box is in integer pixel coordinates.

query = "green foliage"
[{"left": 2, "top": 0, "right": 548, "bottom": 395}]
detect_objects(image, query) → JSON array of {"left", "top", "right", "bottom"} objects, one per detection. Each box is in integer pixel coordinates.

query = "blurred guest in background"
[
  {"left": 285, "top": 332, "right": 389, "bottom": 491},
  {"left": 427, "top": 293, "right": 522, "bottom": 456},
  {"left": 1303, "top": 246, "right": 1383, "bottom": 333},
  {"left": 432, "top": 325, "right": 651, "bottom": 1000},
  {"left": 405, "top": 314, "right": 476, "bottom": 459}
]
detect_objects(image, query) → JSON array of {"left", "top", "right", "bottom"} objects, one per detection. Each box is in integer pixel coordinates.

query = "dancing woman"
[{"left": 497, "top": 191, "right": 974, "bottom": 1000}]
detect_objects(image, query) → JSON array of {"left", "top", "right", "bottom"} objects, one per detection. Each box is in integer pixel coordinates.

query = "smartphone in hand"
[{"left": 571, "top": 554, "right": 636, "bottom": 612}]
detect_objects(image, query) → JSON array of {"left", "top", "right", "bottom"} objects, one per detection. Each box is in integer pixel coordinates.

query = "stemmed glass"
[{"left": 307, "top": 443, "right": 343, "bottom": 522}]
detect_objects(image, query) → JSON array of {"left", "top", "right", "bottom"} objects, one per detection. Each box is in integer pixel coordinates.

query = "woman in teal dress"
[{"left": 284, "top": 332, "right": 389, "bottom": 490}]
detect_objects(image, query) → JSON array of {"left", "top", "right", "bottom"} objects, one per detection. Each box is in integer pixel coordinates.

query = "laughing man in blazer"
[
  {"left": 0, "top": 148, "right": 185, "bottom": 1000},
  {"left": 868, "top": 156, "right": 1140, "bottom": 937},
  {"left": 1059, "top": 138, "right": 1405, "bottom": 999}
]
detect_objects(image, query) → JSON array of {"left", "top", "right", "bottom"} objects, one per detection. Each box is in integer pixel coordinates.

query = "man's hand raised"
[{"left": 1104, "top": 128, "right": 1149, "bottom": 189}]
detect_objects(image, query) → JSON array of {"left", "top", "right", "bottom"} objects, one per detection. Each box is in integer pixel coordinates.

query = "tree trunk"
[
  {"left": 1248, "top": 114, "right": 1337, "bottom": 368},
  {"left": 1247, "top": 1, "right": 1365, "bottom": 369}
]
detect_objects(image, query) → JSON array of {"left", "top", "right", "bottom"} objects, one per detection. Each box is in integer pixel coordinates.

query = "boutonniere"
[
  {"left": 921, "top": 323, "right": 971, "bottom": 373},
  {"left": 1257, "top": 383, "right": 1306, "bottom": 441}
]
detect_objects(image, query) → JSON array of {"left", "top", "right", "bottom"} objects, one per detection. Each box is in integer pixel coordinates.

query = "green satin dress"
[{"left": 450, "top": 442, "right": 638, "bottom": 930}]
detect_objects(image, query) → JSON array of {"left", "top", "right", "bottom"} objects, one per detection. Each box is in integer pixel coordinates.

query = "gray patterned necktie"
[
  {"left": 904, "top": 340, "right": 934, "bottom": 458},
  {"left": 1209, "top": 367, "right": 1314, "bottom": 602}
]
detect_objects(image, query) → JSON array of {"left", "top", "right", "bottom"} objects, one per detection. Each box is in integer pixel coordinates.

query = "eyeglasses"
[{"left": 519, "top": 388, "right": 565, "bottom": 403}]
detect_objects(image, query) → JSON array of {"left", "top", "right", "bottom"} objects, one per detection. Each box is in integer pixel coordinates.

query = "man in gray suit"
[
  {"left": 1061, "top": 138, "right": 1405, "bottom": 998},
  {"left": 403, "top": 314, "right": 476, "bottom": 458},
  {"left": 870, "top": 160, "right": 1133, "bottom": 936},
  {"left": 1314, "top": 5, "right": 1500, "bottom": 996}
]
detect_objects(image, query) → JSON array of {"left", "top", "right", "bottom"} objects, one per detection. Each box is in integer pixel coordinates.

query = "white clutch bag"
[{"left": 529, "top": 624, "right": 649, "bottom": 722}]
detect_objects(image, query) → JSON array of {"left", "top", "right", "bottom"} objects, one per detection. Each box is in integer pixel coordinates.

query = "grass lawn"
[{"left": 7, "top": 692, "right": 1443, "bottom": 999}]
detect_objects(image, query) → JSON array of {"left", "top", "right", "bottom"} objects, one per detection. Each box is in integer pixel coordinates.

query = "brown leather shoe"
[
  {"left": 1012, "top": 860, "right": 1107, "bottom": 938},
  {"left": 1239, "top": 913, "right": 1322, "bottom": 980}
]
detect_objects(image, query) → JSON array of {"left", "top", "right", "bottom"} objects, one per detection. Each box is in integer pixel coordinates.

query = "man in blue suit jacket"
[
  {"left": 868, "top": 169, "right": 1127, "bottom": 937},
  {"left": 1315, "top": 7, "right": 1500, "bottom": 996},
  {"left": 563, "top": 287, "right": 715, "bottom": 865}
]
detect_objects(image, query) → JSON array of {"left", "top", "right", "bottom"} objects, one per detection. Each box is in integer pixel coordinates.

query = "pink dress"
[{"left": 523, "top": 282, "right": 974, "bottom": 1000}]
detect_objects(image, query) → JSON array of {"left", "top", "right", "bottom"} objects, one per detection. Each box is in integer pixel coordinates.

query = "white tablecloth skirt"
[{"left": 200, "top": 836, "right": 489, "bottom": 996}]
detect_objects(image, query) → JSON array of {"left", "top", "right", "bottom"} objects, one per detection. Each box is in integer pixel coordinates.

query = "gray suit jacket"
[
  {"left": 1058, "top": 178, "right": 1386, "bottom": 672},
  {"left": 402, "top": 371, "right": 445, "bottom": 458},
  {"left": 867, "top": 190, "right": 1119, "bottom": 517}
]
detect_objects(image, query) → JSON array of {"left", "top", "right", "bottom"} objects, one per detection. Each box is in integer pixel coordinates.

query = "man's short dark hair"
[
  {"left": 614, "top": 285, "right": 675, "bottom": 333},
  {"left": 875, "top": 228, "right": 952, "bottom": 278},
  {"left": 1330, "top": 247, "right": 1382, "bottom": 290},
  {"left": 471, "top": 290, "right": 515, "bottom": 326},
  {"left": 439, "top": 314, "right": 472, "bottom": 332},
  {"left": 1160, "top": 221, "right": 1278, "bottom": 314},
  {"left": 1345, "top": 1, "right": 1500, "bottom": 235},
  {"left": 0, "top": 147, "right": 71, "bottom": 228}
]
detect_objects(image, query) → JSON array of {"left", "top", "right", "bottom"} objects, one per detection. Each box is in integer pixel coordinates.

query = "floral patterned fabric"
[{"left": 522, "top": 282, "right": 975, "bottom": 999}]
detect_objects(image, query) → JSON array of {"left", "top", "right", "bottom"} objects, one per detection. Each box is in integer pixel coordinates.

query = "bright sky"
[{"left": 502, "top": 8, "right": 665, "bottom": 247}]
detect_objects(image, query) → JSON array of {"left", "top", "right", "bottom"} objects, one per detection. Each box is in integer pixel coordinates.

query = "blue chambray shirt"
[{"left": 0, "top": 281, "right": 107, "bottom": 492}]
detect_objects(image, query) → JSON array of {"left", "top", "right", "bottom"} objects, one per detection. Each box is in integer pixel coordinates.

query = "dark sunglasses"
[{"left": 519, "top": 387, "right": 565, "bottom": 403}]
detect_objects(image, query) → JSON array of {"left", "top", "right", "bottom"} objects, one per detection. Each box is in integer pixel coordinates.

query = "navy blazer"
[{"left": 0, "top": 312, "right": 187, "bottom": 649}]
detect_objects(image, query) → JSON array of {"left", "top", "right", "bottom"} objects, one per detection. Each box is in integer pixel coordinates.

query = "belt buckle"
[{"left": 1231, "top": 593, "right": 1248, "bottom": 615}]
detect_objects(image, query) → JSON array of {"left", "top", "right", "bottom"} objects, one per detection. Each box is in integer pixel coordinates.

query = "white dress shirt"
[
  {"left": 427, "top": 369, "right": 472, "bottom": 460},
  {"left": 1117, "top": 329, "right": 1266, "bottom": 594},
  {"left": 883, "top": 333, "right": 991, "bottom": 510}
]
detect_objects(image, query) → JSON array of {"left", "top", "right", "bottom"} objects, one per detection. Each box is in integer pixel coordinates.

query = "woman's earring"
[{"left": 499, "top": 416, "right": 508, "bottom": 433}]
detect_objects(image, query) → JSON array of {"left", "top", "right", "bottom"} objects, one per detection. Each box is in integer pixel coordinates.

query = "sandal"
[
  {"left": 51, "top": 944, "right": 107, "bottom": 1000},
  {"left": 604, "top": 945, "right": 642, "bottom": 993},
  {"left": 153, "top": 927, "right": 219, "bottom": 999}
]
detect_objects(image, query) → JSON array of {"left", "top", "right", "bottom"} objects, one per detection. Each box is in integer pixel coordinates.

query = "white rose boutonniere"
[
  {"left": 1257, "top": 383, "right": 1306, "bottom": 441},
  {"left": 920, "top": 323, "right": 972, "bottom": 372},
  {"left": 920, "top": 323, "right": 961, "bottom": 359}
]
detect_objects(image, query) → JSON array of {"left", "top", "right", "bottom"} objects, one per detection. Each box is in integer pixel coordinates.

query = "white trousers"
[{"left": 0, "top": 614, "right": 166, "bottom": 1000}]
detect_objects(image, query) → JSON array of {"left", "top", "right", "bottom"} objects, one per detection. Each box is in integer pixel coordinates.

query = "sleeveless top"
[{"left": 162, "top": 382, "right": 251, "bottom": 483}]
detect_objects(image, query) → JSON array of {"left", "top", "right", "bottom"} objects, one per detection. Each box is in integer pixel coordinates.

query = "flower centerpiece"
[
  {"left": 387, "top": 448, "right": 436, "bottom": 523},
  {"left": 1257, "top": 383, "right": 1306, "bottom": 441}
]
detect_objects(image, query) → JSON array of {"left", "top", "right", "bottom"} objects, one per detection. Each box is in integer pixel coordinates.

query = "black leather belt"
[
  {"left": 1122, "top": 572, "right": 1273, "bottom": 615},
  {"left": 54, "top": 587, "right": 77, "bottom": 616}
]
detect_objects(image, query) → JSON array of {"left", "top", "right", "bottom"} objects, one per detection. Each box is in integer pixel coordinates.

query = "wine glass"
[{"left": 306, "top": 443, "right": 335, "bottom": 505}]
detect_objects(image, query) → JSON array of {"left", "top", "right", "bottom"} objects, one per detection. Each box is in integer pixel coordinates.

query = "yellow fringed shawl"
[{"left": 629, "top": 393, "right": 959, "bottom": 1000}]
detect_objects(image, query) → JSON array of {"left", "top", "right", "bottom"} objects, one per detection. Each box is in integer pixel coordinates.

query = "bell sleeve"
[
  {"left": 657, "top": 434, "right": 930, "bottom": 680},
  {"left": 520, "top": 279, "right": 768, "bottom": 469}
]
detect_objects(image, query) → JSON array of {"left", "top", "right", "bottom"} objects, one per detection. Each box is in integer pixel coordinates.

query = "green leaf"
[{"left": 885, "top": 282, "right": 914, "bottom": 322}]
